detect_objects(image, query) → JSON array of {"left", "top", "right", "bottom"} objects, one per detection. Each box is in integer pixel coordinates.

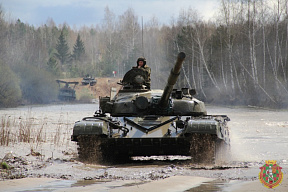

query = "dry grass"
[
  {"left": 0, "top": 115, "right": 13, "bottom": 146},
  {"left": 0, "top": 112, "right": 71, "bottom": 150},
  {"left": 0, "top": 77, "right": 120, "bottom": 148}
]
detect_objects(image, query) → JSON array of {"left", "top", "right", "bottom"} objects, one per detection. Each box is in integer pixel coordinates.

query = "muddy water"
[{"left": 1, "top": 104, "right": 288, "bottom": 191}]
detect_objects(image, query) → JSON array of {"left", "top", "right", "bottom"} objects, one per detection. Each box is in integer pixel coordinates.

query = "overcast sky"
[{"left": 0, "top": 0, "right": 220, "bottom": 27}]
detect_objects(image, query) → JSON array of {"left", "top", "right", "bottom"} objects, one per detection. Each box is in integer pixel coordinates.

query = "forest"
[{"left": 0, "top": 0, "right": 288, "bottom": 108}]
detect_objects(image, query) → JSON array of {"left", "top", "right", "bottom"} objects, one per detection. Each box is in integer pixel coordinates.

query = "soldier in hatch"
[{"left": 134, "top": 57, "right": 151, "bottom": 89}]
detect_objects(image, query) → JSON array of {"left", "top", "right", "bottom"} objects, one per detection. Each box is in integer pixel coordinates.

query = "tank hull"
[{"left": 72, "top": 115, "right": 230, "bottom": 164}]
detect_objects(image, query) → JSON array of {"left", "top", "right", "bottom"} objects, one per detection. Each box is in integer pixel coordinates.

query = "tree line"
[{"left": 0, "top": 0, "right": 288, "bottom": 108}]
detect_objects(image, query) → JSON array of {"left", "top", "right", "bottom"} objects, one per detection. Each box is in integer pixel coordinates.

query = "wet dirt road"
[{"left": 0, "top": 104, "right": 287, "bottom": 191}]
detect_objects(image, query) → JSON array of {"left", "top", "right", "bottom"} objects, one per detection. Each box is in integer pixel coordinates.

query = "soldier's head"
[{"left": 137, "top": 57, "right": 146, "bottom": 67}]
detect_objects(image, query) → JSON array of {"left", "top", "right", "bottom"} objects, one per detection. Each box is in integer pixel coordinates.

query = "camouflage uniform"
[{"left": 135, "top": 57, "right": 151, "bottom": 89}]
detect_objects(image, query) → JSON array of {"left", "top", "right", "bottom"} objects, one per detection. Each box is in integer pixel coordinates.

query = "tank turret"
[
  {"left": 71, "top": 52, "right": 230, "bottom": 164},
  {"left": 99, "top": 52, "right": 206, "bottom": 116}
]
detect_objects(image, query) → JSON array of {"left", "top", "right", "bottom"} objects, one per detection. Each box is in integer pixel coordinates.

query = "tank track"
[{"left": 77, "top": 135, "right": 103, "bottom": 163}]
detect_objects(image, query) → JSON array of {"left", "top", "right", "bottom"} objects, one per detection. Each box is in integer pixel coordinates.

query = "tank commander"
[{"left": 134, "top": 57, "right": 151, "bottom": 89}]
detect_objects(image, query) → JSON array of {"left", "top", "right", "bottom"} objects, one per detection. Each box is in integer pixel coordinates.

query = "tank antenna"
[{"left": 142, "top": 16, "right": 144, "bottom": 57}]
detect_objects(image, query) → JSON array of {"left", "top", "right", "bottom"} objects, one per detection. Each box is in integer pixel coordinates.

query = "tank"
[
  {"left": 81, "top": 75, "right": 97, "bottom": 86},
  {"left": 71, "top": 52, "right": 230, "bottom": 164},
  {"left": 56, "top": 80, "right": 78, "bottom": 101}
]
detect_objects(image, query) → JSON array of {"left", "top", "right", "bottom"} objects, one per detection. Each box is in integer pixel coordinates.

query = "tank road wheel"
[{"left": 189, "top": 134, "right": 218, "bottom": 164}]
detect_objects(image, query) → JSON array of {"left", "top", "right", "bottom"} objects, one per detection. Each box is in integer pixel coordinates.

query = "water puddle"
[
  {"left": 20, "top": 180, "right": 75, "bottom": 192},
  {"left": 71, "top": 179, "right": 112, "bottom": 187},
  {"left": 185, "top": 179, "right": 247, "bottom": 192}
]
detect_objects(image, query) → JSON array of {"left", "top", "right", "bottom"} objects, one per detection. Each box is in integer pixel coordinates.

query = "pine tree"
[
  {"left": 47, "top": 55, "right": 61, "bottom": 76},
  {"left": 55, "top": 30, "right": 70, "bottom": 64},
  {"left": 72, "top": 34, "right": 85, "bottom": 61}
]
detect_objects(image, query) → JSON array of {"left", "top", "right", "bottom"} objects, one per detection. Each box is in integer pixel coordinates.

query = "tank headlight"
[{"left": 176, "top": 120, "right": 185, "bottom": 128}]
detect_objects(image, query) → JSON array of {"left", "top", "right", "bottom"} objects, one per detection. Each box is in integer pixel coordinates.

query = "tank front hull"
[{"left": 73, "top": 115, "right": 230, "bottom": 164}]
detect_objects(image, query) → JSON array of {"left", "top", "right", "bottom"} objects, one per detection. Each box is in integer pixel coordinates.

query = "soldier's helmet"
[{"left": 137, "top": 57, "right": 146, "bottom": 66}]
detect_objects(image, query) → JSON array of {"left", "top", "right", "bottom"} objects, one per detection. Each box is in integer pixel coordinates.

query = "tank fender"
[
  {"left": 71, "top": 120, "right": 108, "bottom": 141},
  {"left": 184, "top": 118, "right": 229, "bottom": 141},
  {"left": 184, "top": 119, "right": 219, "bottom": 135}
]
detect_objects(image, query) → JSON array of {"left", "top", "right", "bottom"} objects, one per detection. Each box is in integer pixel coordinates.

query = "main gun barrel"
[{"left": 158, "top": 52, "right": 186, "bottom": 108}]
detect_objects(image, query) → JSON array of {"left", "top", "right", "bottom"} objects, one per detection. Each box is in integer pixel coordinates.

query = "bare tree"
[{"left": 118, "top": 8, "right": 140, "bottom": 74}]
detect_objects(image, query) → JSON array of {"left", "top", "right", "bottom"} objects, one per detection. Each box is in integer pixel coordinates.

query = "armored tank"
[
  {"left": 56, "top": 80, "right": 78, "bottom": 101},
  {"left": 71, "top": 52, "right": 230, "bottom": 164},
  {"left": 82, "top": 75, "right": 97, "bottom": 86}
]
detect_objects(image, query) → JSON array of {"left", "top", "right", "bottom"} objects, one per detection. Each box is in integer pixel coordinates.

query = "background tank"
[
  {"left": 81, "top": 74, "right": 97, "bottom": 86},
  {"left": 71, "top": 52, "right": 230, "bottom": 164},
  {"left": 56, "top": 80, "right": 78, "bottom": 101}
]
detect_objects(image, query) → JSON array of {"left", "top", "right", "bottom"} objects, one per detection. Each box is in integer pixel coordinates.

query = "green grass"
[{"left": 1, "top": 162, "right": 10, "bottom": 169}]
